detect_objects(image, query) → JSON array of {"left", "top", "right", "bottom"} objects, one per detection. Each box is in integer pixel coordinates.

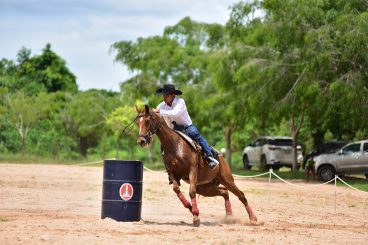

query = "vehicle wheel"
[
  {"left": 260, "top": 155, "right": 269, "bottom": 171},
  {"left": 242, "top": 155, "right": 252, "bottom": 170},
  {"left": 318, "top": 166, "right": 336, "bottom": 182}
]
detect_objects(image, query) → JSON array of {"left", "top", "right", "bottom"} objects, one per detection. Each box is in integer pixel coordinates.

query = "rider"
[{"left": 152, "top": 84, "right": 219, "bottom": 169}]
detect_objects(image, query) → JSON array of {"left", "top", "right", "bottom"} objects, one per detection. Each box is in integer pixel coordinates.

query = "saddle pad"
[
  {"left": 174, "top": 130, "right": 221, "bottom": 163},
  {"left": 175, "top": 130, "right": 201, "bottom": 151}
]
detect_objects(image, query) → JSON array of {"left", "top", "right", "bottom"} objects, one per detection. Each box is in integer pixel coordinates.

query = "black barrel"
[{"left": 101, "top": 160, "right": 143, "bottom": 221}]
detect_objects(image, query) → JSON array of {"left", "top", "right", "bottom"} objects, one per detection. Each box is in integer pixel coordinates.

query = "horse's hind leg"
[
  {"left": 196, "top": 184, "right": 233, "bottom": 216},
  {"left": 219, "top": 164, "right": 257, "bottom": 223},
  {"left": 221, "top": 179, "right": 257, "bottom": 222}
]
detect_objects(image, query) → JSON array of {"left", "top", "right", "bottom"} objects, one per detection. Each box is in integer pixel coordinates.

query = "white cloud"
[{"left": 0, "top": 0, "right": 238, "bottom": 91}]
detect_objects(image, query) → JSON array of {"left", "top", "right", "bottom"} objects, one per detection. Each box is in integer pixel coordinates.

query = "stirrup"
[
  {"left": 207, "top": 156, "right": 219, "bottom": 164},
  {"left": 206, "top": 156, "right": 219, "bottom": 169}
]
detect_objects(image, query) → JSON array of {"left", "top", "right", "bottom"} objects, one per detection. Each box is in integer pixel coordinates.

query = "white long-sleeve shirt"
[{"left": 156, "top": 97, "right": 192, "bottom": 129}]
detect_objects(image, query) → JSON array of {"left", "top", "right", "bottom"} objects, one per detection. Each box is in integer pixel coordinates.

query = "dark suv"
[{"left": 302, "top": 141, "right": 346, "bottom": 169}]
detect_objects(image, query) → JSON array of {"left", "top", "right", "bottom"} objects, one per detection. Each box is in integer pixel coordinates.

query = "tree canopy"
[
  {"left": 0, "top": 44, "right": 78, "bottom": 95},
  {"left": 1, "top": 1, "right": 367, "bottom": 169}
]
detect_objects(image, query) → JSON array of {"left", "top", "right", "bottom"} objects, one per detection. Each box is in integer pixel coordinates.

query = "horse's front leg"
[
  {"left": 170, "top": 175, "right": 192, "bottom": 214},
  {"left": 188, "top": 166, "right": 200, "bottom": 227}
]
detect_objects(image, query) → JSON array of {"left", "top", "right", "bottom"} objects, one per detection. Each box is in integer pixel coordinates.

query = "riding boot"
[{"left": 205, "top": 155, "right": 219, "bottom": 169}]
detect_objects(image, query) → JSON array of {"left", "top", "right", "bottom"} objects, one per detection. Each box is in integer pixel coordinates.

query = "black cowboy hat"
[{"left": 156, "top": 84, "right": 182, "bottom": 96}]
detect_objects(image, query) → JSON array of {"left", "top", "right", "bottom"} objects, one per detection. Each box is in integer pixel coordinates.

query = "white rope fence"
[
  {"left": 336, "top": 176, "right": 368, "bottom": 194},
  {"left": 237, "top": 169, "right": 367, "bottom": 212},
  {"left": 232, "top": 172, "right": 269, "bottom": 178},
  {"left": 143, "top": 165, "right": 166, "bottom": 173},
  {"left": 85, "top": 160, "right": 367, "bottom": 211},
  {"left": 143, "top": 165, "right": 367, "bottom": 192},
  {"left": 232, "top": 169, "right": 367, "bottom": 192},
  {"left": 76, "top": 158, "right": 116, "bottom": 166},
  {"left": 142, "top": 165, "right": 367, "bottom": 211},
  {"left": 271, "top": 170, "right": 336, "bottom": 188}
]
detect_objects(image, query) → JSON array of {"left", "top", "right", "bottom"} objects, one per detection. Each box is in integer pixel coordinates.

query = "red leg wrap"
[
  {"left": 191, "top": 198, "right": 199, "bottom": 216},
  {"left": 177, "top": 192, "right": 191, "bottom": 209},
  {"left": 225, "top": 200, "right": 233, "bottom": 216}
]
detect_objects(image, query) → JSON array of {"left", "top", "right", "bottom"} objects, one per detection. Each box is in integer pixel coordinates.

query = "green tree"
[
  {"left": 59, "top": 90, "right": 116, "bottom": 157},
  {"left": 112, "top": 17, "right": 243, "bottom": 164},
  {"left": 106, "top": 101, "right": 143, "bottom": 159},
  {"left": 226, "top": 0, "right": 368, "bottom": 170},
  {"left": 0, "top": 92, "right": 51, "bottom": 156},
  {"left": 1, "top": 44, "right": 78, "bottom": 95}
]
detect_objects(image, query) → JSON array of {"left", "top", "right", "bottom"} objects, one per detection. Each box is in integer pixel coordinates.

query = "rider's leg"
[{"left": 186, "top": 125, "right": 219, "bottom": 169}]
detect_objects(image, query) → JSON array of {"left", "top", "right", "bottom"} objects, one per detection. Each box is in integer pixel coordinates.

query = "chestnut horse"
[{"left": 135, "top": 105, "right": 257, "bottom": 226}]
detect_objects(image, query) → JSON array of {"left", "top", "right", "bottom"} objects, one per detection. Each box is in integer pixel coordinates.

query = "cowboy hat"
[{"left": 156, "top": 84, "right": 182, "bottom": 96}]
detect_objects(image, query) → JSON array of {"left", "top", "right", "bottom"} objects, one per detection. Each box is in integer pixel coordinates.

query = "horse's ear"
[
  {"left": 135, "top": 105, "right": 141, "bottom": 113},
  {"left": 144, "top": 104, "right": 150, "bottom": 115}
]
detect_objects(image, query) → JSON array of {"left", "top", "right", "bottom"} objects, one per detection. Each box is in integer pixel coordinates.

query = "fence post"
[
  {"left": 334, "top": 175, "right": 337, "bottom": 212},
  {"left": 268, "top": 168, "right": 273, "bottom": 202}
]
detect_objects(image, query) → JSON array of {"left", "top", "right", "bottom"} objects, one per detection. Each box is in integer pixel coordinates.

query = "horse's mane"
[{"left": 151, "top": 111, "right": 188, "bottom": 143}]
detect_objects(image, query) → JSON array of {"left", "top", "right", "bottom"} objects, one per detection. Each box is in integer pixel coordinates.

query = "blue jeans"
[{"left": 175, "top": 124, "right": 213, "bottom": 157}]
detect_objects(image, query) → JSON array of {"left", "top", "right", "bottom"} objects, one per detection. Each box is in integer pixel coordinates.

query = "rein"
[
  {"left": 122, "top": 114, "right": 140, "bottom": 136},
  {"left": 122, "top": 113, "right": 161, "bottom": 142}
]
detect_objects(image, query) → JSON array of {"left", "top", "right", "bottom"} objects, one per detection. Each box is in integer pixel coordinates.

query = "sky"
[{"left": 0, "top": 0, "right": 239, "bottom": 91}]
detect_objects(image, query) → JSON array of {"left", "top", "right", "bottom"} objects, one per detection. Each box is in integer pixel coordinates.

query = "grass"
[
  {"left": 142, "top": 161, "right": 166, "bottom": 170},
  {"left": 336, "top": 176, "right": 368, "bottom": 191},
  {"left": 0, "top": 153, "right": 100, "bottom": 165},
  {"left": 0, "top": 153, "right": 117, "bottom": 166}
]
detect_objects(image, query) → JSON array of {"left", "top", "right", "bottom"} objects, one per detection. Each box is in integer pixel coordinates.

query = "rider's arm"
[
  {"left": 158, "top": 99, "right": 187, "bottom": 117},
  {"left": 154, "top": 102, "right": 165, "bottom": 114}
]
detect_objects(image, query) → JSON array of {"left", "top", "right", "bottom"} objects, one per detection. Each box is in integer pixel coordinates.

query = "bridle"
[{"left": 137, "top": 113, "right": 161, "bottom": 142}]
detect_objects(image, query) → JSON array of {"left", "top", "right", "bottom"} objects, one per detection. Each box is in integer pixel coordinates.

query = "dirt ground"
[{"left": 0, "top": 163, "right": 367, "bottom": 245}]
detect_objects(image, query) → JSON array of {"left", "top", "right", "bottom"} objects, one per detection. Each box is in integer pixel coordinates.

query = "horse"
[{"left": 135, "top": 105, "right": 257, "bottom": 227}]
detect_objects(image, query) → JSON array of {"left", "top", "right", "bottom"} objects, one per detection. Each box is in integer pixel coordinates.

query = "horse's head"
[{"left": 135, "top": 105, "right": 160, "bottom": 148}]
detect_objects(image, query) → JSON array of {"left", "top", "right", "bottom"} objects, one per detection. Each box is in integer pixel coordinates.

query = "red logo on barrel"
[{"left": 119, "top": 183, "right": 134, "bottom": 201}]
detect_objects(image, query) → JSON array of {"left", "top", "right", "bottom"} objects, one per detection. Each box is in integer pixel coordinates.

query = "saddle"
[{"left": 175, "top": 130, "right": 220, "bottom": 167}]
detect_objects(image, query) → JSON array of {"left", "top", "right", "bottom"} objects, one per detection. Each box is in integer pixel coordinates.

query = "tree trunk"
[
  {"left": 290, "top": 121, "right": 298, "bottom": 172},
  {"left": 225, "top": 127, "right": 232, "bottom": 167},
  {"left": 21, "top": 136, "right": 26, "bottom": 157},
  {"left": 115, "top": 141, "right": 120, "bottom": 159},
  {"left": 16, "top": 125, "right": 27, "bottom": 157},
  {"left": 79, "top": 137, "right": 88, "bottom": 158},
  {"left": 290, "top": 109, "right": 304, "bottom": 171},
  {"left": 312, "top": 129, "right": 325, "bottom": 148}
]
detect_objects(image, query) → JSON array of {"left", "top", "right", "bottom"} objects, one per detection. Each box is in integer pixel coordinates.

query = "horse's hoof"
[
  {"left": 249, "top": 220, "right": 264, "bottom": 226},
  {"left": 193, "top": 215, "right": 200, "bottom": 227},
  {"left": 250, "top": 219, "right": 257, "bottom": 225},
  {"left": 250, "top": 215, "right": 257, "bottom": 222}
]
